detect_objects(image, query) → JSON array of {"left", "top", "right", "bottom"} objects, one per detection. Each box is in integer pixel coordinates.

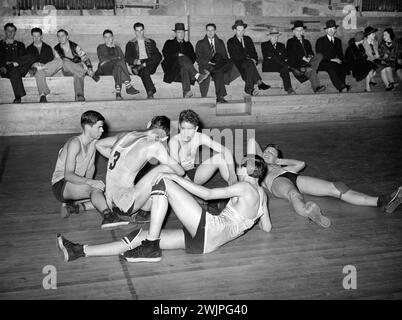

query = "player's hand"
[
  {"left": 228, "top": 172, "right": 238, "bottom": 185},
  {"left": 0, "top": 66, "right": 6, "bottom": 74},
  {"left": 331, "top": 58, "right": 342, "bottom": 64},
  {"left": 87, "top": 179, "right": 105, "bottom": 191},
  {"left": 153, "top": 172, "right": 173, "bottom": 185},
  {"left": 87, "top": 69, "right": 94, "bottom": 77}
]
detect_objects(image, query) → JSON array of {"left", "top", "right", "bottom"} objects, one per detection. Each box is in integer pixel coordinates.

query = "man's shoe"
[
  {"left": 184, "top": 90, "right": 194, "bottom": 98},
  {"left": 287, "top": 88, "right": 296, "bottom": 95},
  {"left": 57, "top": 233, "right": 85, "bottom": 262},
  {"left": 60, "top": 202, "right": 80, "bottom": 218},
  {"left": 314, "top": 85, "right": 326, "bottom": 93},
  {"left": 126, "top": 85, "right": 140, "bottom": 95},
  {"left": 258, "top": 82, "right": 271, "bottom": 90},
  {"left": 391, "top": 82, "right": 399, "bottom": 88},
  {"left": 384, "top": 186, "right": 402, "bottom": 214},
  {"left": 386, "top": 84, "right": 395, "bottom": 91},
  {"left": 91, "top": 74, "right": 100, "bottom": 82},
  {"left": 216, "top": 97, "right": 228, "bottom": 103},
  {"left": 77, "top": 95, "right": 85, "bottom": 102},
  {"left": 39, "top": 95, "right": 47, "bottom": 103},
  {"left": 13, "top": 97, "right": 21, "bottom": 104},
  {"left": 339, "top": 85, "right": 351, "bottom": 93},
  {"left": 123, "top": 239, "right": 162, "bottom": 262},
  {"left": 147, "top": 92, "right": 154, "bottom": 99},
  {"left": 28, "top": 67, "right": 37, "bottom": 76},
  {"left": 197, "top": 72, "right": 209, "bottom": 84},
  {"left": 101, "top": 211, "right": 130, "bottom": 229},
  {"left": 116, "top": 92, "right": 123, "bottom": 100}
]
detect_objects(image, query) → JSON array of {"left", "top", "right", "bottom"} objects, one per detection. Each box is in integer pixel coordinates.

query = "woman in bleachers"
[
  {"left": 345, "top": 31, "right": 377, "bottom": 92},
  {"left": 379, "top": 28, "right": 399, "bottom": 89},
  {"left": 393, "top": 37, "right": 402, "bottom": 82},
  {"left": 363, "top": 26, "right": 397, "bottom": 91}
]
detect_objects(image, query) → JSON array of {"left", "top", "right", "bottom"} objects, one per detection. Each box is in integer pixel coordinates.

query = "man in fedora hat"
[
  {"left": 262, "top": 27, "right": 295, "bottom": 94},
  {"left": 161, "top": 23, "right": 209, "bottom": 98},
  {"left": 227, "top": 19, "right": 270, "bottom": 95},
  {"left": 286, "top": 20, "right": 326, "bottom": 93},
  {"left": 316, "top": 19, "right": 351, "bottom": 93},
  {"left": 195, "top": 23, "right": 235, "bottom": 103}
]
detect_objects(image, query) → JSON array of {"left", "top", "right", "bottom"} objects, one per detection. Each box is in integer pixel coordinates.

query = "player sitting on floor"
[
  {"left": 56, "top": 154, "right": 272, "bottom": 262},
  {"left": 169, "top": 109, "right": 237, "bottom": 185},
  {"left": 51, "top": 110, "right": 127, "bottom": 229},
  {"left": 248, "top": 137, "right": 402, "bottom": 228},
  {"left": 94, "top": 115, "right": 185, "bottom": 225}
]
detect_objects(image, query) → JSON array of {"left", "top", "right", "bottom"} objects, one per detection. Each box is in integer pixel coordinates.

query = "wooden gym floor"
[{"left": 0, "top": 118, "right": 401, "bottom": 300}]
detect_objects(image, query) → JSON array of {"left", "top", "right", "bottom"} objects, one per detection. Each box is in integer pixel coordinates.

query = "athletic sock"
[
  {"left": 83, "top": 244, "right": 88, "bottom": 257},
  {"left": 115, "top": 85, "right": 121, "bottom": 93},
  {"left": 146, "top": 236, "right": 160, "bottom": 242}
]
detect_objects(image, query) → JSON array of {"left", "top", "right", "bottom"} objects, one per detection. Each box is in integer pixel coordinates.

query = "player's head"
[
  {"left": 103, "top": 29, "right": 114, "bottom": 46},
  {"left": 31, "top": 27, "right": 43, "bottom": 45},
  {"left": 57, "top": 29, "right": 69, "bottom": 44},
  {"left": 178, "top": 109, "right": 200, "bottom": 142},
  {"left": 4, "top": 23, "right": 17, "bottom": 40},
  {"left": 80, "top": 110, "right": 105, "bottom": 140},
  {"left": 263, "top": 144, "right": 282, "bottom": 164},
  {"left": 238, "top": 154, "right": 267, "bottom": 182},
  {"left": 148, "top": 115, "right": 171, "bottom": 140}
]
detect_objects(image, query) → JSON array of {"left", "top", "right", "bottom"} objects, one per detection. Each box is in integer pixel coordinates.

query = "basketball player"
[
  {"left": 51, "top": 110, "right": 128, "bottom": 229},
  {"left": 169, "top": 109, "right": 237, "bottom": 185},
  {"left": 57, "top": 155, "right": 272, "bottom": 262},
  {"left": 248, "top": 138, "right": 402, "bottom": 228},
  {"left": 95, "top": 115, "right": 185, "bottom": 223}
]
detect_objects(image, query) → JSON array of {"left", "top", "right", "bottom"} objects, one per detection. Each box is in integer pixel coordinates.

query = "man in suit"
[
  {"left": 0, "top": 23, "right": 36, "bottom": 103},
  {"left": 161, "top": 23, "right": 208, "bottom": 98},
  {"left": 227, "top": 20, "right": 270, "bottom": 95},
  {"left": 262, "top": 28, "right": 295, "bottom": 94},
  {"left": 316, "top": 19, "right": 350, "bottom": 93},
  {"left": 196, "top": 23, "right": 234, "bottom": 103},
  {"left": 286, "top": 20, "right": 326, "bottom": 93},
  {"left": 125, "top": 23, "right": 162, "bottom": 99}
]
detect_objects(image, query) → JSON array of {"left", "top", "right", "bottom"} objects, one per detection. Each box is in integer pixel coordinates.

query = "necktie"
[
  {"left": 370, "top": 43, "right": 375, "bottom": 56},
  {"left": 210, "top": 40, "right": 215, "bottom": 56},
  {"left": 299, "top": 39, "right": 307, "bottom": 56},
  {"left": 240, "top": 37, "right": 245, "bottom": 48}
]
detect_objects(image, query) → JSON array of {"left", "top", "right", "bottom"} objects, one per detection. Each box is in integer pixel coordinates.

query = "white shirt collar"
[{"left": 327, "top": 35, "right": 334, "bottom": 42}]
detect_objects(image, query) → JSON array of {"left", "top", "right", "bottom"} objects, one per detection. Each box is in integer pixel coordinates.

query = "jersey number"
[{"left": 109, "top": 151, "right": 121, "bottom": 170}]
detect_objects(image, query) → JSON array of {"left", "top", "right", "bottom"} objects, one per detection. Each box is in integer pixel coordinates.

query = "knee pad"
[
  {"left": 151, "top": 178, "right": 168, "bottom": 198},
  {"left": 333, "top": 181, "right": 350, "bottom": 198}
]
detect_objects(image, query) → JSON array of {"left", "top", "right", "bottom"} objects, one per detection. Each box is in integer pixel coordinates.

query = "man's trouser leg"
[
  {"left": 305, "top": 53, "right": 322, "bottom": 90},
  {"left": 35, "top": 58, "right": 63, "bottom": 96},
  {"left": 318, "top": 61, "right": 345, "bottom": 90},
  {"left": 243, "top": 60, "right": 260, "bottom": 94},
  {"left": 7, "top": 67, "right": 26, "bottom": 98},
  {"left": 199, "top": 74, "right": 211, "bottom": 97},
  {"left": 6, "top": 55, "right": 34, "bottom": 98},
  {"left": 62, "top": 60, "right": 86, "bottom": 99},
  {"left": 138, "top": 67, "right": 156, "bottom": 94}
]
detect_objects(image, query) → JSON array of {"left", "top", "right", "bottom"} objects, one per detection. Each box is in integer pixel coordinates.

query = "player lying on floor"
[
  {"left": 57, "top": 154, "right": 272, "bottom": 262},
  {"left": 248, "top": 137, "right": 402, "bottom": 228}
]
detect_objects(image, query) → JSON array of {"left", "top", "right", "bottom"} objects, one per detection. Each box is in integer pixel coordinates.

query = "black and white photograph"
[{"left": 0, "top": 0, "right": 402, "bottom": 305}]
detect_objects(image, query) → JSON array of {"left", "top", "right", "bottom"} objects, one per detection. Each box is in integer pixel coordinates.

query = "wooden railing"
[
  {"left": 17, "top": 0, "right": 116, "bottom": 13},
  {"left": 361, "top": 0, "right": 402, "bottom": 12}
]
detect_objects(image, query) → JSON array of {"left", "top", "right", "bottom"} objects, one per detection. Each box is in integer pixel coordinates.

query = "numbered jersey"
[{"left": 105, "top": 132, "right": 147, "bottom": 212}]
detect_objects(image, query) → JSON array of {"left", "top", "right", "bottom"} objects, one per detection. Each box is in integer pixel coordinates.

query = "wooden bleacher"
[{"left": 0, "top": 14, "right": 401, "bottom": 136}]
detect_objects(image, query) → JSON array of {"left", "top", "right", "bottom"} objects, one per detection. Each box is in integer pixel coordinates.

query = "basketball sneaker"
[
  {"left": 305, "top": 201, "right": 331, "bottom": 228},
  {"left": 384, "top": 186, "right": 402, "bottom": 214},
  {"left": 101, "top": 210, "right": 130, "bottom": 229},
  {"left": 57, "top": 234, "right": 85, "bottom": 262},
  {"left": 123, "top": 239, "right": 162, "bottom": 262}
]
